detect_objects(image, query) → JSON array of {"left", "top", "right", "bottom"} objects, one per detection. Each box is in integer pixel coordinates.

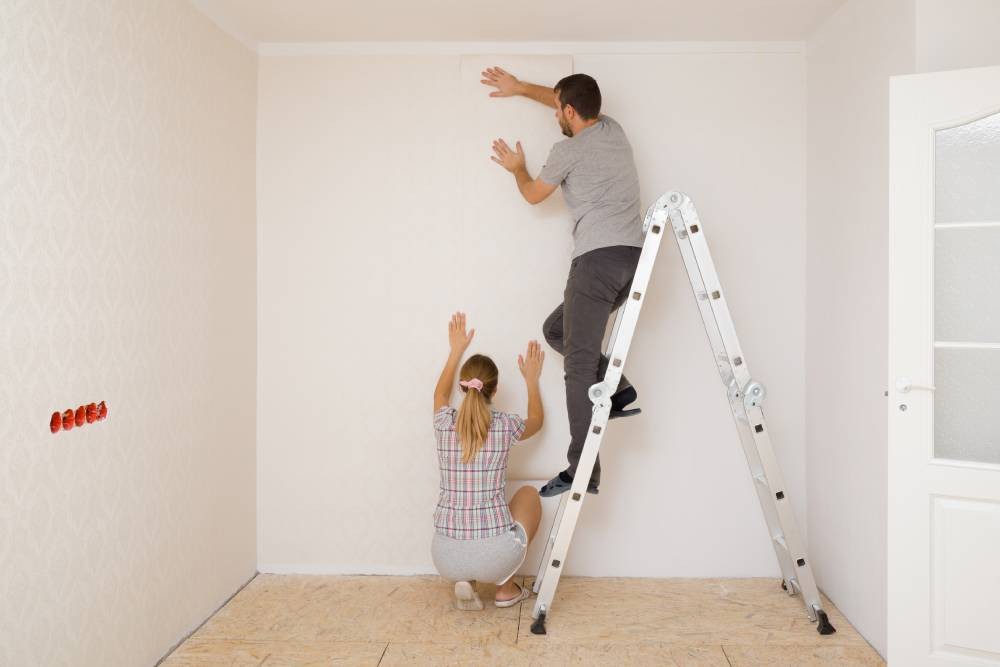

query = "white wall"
[
  {"left": 257, "top": 46, "right": 806, "bottom": 578},
  {"left": 805, "top": 0, "right": 916, "bottom": 657},
  {"left": 915, "top": 0, "right": 1000, "bottom": 73},
  {"left": 0, "top": 2, "right": 258, "bottom": 665}
]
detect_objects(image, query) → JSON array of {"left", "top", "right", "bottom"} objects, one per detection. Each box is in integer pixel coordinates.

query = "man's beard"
[{"left": 559, "top": 119, "right": 573, "bottom": 137}]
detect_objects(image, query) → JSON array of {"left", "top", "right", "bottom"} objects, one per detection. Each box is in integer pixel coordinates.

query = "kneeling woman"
[{"left": 431, "top": 312, "right": 544, "bottom": 610}]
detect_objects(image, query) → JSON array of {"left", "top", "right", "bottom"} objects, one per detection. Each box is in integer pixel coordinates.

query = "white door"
[{"left": 889, "top": 65, "right": 1000, "bottom": 666}]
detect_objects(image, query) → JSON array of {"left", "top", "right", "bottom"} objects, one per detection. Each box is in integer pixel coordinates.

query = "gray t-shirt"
[{"left": 539, "top": 114, "right": 644, "bottom": 258}]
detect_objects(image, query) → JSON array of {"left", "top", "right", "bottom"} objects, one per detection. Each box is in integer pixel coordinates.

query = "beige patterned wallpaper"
[{"left": 0, "top": 2, "right": 257, "bottom": 665}]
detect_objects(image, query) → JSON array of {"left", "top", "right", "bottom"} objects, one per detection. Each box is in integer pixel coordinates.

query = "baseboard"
[
  {"left": 154, "top": 570, "right": 259, "bottom": 665},
  {"left": 258, "top": 563, "right": 439, "bottom": 576}
]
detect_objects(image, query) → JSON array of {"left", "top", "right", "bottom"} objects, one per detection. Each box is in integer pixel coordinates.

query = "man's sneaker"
[
  {"left": 609, "top": 385, "right": 641, "bottom": 420},
  {"left": 539, "top": 472, "right": 599, "bottom": 497}
]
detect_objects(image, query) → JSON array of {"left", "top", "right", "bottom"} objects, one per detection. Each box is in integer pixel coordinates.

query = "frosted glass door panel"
[
  {"left": 935, "top": 112, "right": 1000, "bottom": 222},
  {"left": 934, "top": 110, "right": 1000, "bottom": 464},
  {"left": 935, "top": 348, "right": 1000, "bottom": 464},
  {"left": 935, "top": 227, "right": 1000, "bottom": 343}
]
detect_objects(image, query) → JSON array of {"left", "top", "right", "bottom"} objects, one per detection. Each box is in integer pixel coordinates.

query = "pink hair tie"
[{"left": 460, "top": 378, "right": 484, "bottom": 392}]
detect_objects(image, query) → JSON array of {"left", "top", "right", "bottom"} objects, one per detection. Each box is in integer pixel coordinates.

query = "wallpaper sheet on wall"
[
  {"left": 256, "top": 53, "right": 574, "bottom": 576},
  {"left": 456, "top": 55, "right": 576, "bottom": 576},
  {"left": 453, "top": 55, "right": 576, "bottom": 480}
]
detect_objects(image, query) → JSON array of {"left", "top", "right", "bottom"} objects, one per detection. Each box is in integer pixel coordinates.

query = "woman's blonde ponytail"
[{"left": 455, "top": 355, "right": 499, "bottom": 463}]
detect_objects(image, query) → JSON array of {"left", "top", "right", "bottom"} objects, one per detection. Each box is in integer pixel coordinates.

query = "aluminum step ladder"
[{"left": 529, "top": 191, "right": 836, "bottom": 637}]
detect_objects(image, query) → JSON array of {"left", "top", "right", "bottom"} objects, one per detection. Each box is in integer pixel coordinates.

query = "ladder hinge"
[{"left": 742, "top": 381, "right": 766, "bottom": 409}]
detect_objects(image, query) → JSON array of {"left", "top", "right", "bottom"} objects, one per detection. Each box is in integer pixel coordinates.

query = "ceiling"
[{"left": 190, "top": 0, "right": 847, "bottom": 47}]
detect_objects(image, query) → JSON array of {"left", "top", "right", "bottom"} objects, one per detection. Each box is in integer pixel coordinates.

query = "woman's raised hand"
[
  {"left": 518, "top": 340, "right": 545, "bottom": 383},
  {"left": 448, "top": 312, "right": 475, "bottom": 355}
]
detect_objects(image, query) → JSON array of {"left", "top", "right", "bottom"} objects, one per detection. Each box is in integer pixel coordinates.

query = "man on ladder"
[{"left": 482, "top": 66, "right": 644, "bottom": 497}]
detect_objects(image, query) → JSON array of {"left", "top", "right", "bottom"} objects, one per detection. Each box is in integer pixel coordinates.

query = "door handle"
[{"left": 895, "top": 377, "right": 935, "bottom": 393}]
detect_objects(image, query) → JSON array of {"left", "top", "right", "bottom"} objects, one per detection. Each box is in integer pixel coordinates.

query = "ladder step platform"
[{"left": 528, "top": 192, "right": 835, "bottom": 638}]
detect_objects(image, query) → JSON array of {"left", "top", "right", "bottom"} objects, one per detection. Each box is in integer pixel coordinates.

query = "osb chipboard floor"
[{"left": 161, "top": 575, "right": 884, "bottom": 666}]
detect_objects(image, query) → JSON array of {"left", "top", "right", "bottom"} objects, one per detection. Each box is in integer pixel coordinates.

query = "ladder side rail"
[
  {"left": 673, "top": 199, "right": 754, "bottom": 391},
  {"left": 679, "top": 197, "right": 831, "bottom": 627},
  {"left": 532, "top": 491, "right": 570, "bottom": 593},
  {"left": 729, "top": 406, "right": 801, "bottom": 590},
  {"left": 673, "top": 195, "right": 829, "bottom": 624},
  {"left": 531, "top": 404, "right": 610, "bottom": 621},
  {"left": 530, "top": 199, "right": 669, "bottom": 624},
  {"left": 598, "top": 206, "right": 668, "bottom": 393},
  {"left": 672, "top": 204, "right": 800, "bottom": 589},
  {"left": 669, "top": 210, "right": 739, "bottom": 389},
  {"left": 744, "top": 404, "right": 824, "bottom": 617}
]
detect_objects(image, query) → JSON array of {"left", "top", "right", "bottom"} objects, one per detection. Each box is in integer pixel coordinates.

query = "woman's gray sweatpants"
[{"left": 543, "top": 245, "right": 642, "bottom": 487}]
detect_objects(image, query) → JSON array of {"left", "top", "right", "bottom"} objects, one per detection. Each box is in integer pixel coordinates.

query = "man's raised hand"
[
  {"left": 481, "top": 66, "right": 522, "bottom": 97},
  {"left": 490, "top": 138, "right": 526, "bottom": 173}
]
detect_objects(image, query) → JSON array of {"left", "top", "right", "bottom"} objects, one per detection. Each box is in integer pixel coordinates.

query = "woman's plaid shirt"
[{"left": 433, "top": 405, "right": 526, "bottom": 539}]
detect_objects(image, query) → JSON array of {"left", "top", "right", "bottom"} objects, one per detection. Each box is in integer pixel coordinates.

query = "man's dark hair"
[{"left": 554, "top": 74, "right": 601, "bottom": 120}]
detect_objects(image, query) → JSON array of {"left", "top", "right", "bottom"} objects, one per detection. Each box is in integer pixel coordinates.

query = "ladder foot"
[
  {"left": 780, "top": 580, "right": 787, "bottom": 591},
  {"left": 530, "top": 611, "right": 547, "bottom": 635},
  {"left": 815, "top": 609, "right": 837, "bottom": 635}
]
